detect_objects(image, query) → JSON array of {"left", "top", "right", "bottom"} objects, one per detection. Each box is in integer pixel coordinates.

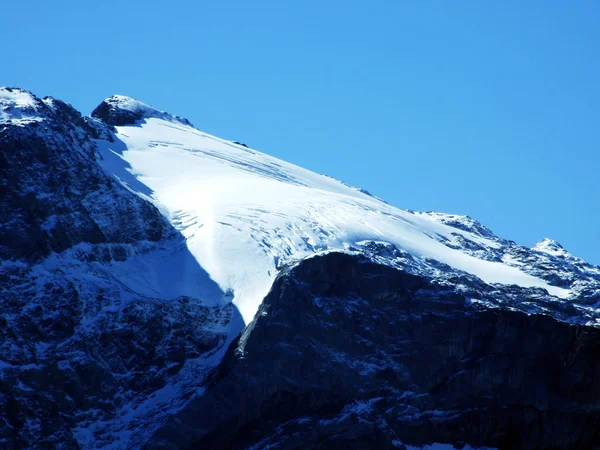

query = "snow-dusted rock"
[{"left": 91, "top": 95, "right": 193, "bottom": 128}]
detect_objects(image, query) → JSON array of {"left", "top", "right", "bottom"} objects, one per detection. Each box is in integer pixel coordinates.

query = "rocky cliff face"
[
  {"left": 1, "top": 87, "right": 600, "bottom": 449},
  {"left": 147, "top": 252, "right": 600, "bottom": 450},
  {"left": 0, "top": 88, "right": 169, "bottom": 261}
]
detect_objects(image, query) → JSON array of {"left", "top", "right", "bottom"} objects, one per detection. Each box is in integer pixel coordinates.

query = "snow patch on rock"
[
  {"left": 533, "top": 238, "right": 572, "bottom": 258},
  {"left": 0, "top": 87, "right": 45, "bottom": 125}
]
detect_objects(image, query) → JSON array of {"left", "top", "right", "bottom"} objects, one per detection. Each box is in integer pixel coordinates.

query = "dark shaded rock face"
[
  {"left": 0, "top": 91, "right": 169, "bottom": 261},
  {"left": 0, "top": 289, "right": 234, "bottom": 448},
  {"left": 150, "top": 253, "right": 600, "bottom": 450}
]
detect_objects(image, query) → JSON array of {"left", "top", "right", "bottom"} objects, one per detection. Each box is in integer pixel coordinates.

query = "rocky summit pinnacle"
[
  {"left": 91, "top": 94, "right": 193, "bottom": 127},
  {"left": 1, "top": 87, "right": 600, "bottom": 450}
]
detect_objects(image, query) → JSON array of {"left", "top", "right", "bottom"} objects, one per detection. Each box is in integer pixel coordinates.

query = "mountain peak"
[
  {"left": 533, "top": 238, "right": 571, "bottom": 258},
  {"left": 91, "top": 94, "right": 193, "bottom": 127},
  {"left": 0, "top": 87, "right": 47, "bottom": 125}
]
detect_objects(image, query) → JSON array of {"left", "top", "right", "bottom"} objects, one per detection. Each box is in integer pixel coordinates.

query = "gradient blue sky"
[{"left": 3, "top": 1, "right": 599, "bottom": 263}]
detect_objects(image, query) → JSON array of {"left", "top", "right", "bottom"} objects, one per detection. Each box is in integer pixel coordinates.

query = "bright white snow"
[{"left": 96, "top": 107, "right": 570, "bottom": 324}]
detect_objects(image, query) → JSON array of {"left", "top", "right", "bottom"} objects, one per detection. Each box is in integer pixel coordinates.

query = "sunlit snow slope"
[{"left": 95, "top": 97, "right": 569, "bottom": 323}]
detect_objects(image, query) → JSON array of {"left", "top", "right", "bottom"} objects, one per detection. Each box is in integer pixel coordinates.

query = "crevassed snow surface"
[{"left": 96, "top": 112, "right": 569, "bottom": 323}]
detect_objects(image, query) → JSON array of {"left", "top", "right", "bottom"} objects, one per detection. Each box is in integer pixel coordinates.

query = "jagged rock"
[{"left": 0, "top": 88, "right": 170, "bottom": 261}]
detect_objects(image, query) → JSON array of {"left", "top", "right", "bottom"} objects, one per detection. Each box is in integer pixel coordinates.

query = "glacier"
[{"left": 94, "top": 95, "right": 570, "bottom": 324}]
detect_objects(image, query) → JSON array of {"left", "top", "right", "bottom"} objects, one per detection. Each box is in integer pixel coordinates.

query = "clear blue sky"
[{"left": 4, "top": 1, "right": 599, "bottom": 264}]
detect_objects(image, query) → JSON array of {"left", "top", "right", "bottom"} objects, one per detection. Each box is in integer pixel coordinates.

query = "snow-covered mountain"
[{"left": 1, "top": 87, "right": 600, "bottom": 449}]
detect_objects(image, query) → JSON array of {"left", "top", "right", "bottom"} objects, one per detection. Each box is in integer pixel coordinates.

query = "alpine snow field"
[{"left": 2, "top": 87, "right": 600, "bottom": 449}]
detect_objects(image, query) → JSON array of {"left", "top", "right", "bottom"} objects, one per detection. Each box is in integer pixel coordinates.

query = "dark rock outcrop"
[
  {"left": 0, "top": 89, "right": 170, "bottom": 261},
  {"left": 91, "top": 95, "right": 193, "bottom": 127},
  {"left": 150, "top": 253, "right": 600, "bottom": 450}
]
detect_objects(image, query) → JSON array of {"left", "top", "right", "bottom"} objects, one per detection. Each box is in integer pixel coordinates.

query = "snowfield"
[{"left": 95, "top": 100, "right": 570, "bottom": 324}]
